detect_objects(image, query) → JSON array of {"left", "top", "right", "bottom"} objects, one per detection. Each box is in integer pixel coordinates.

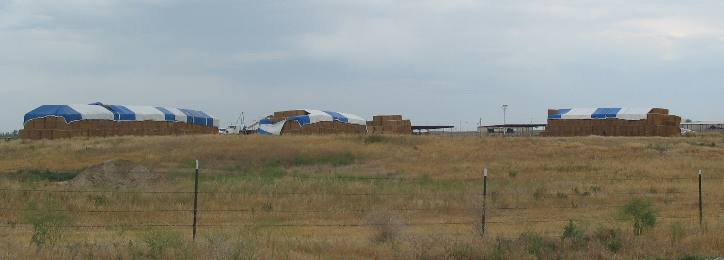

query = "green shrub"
[
  {"left": 532, "top": 186, "right": 546, "bottom": 200},
  {"left": 671, "top": 222, "right": 685, "bottom": 245},
  {"left": 620, "top": 198, "right": 657, "bottom": 235},
  {"left": 140, "top": 229, "right": 189, "bottom": 259},
  {"left": 290, "top": 152, "right": 356, "bottom": 166},
  {"left": 364, "top": 135, "right": 387, "bottom": 144},
  {"left": 489, "top": 237, "right": 514, "bottom": 260},
  {"left": 519, "top": 232, "right": 556, "bottom": 257},
  {"left": 24, "top": 203, "right": 72, "bottom": 249},
  {"left": 594, "top": 227, "right": 623, "bottom": 253},
  {"left": 562, "top": 220, "right": 589, "bottom": 249},
  {"left": 12, "top": 169, "right": 78, "bottom": 182},
  {"left": 445, "top": 241, "right": 475, "bottom": 260}
]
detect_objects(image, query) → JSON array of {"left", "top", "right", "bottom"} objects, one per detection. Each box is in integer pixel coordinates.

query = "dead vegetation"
[{"left": 0, "top": 134, "right": 723, "bottom": 258}]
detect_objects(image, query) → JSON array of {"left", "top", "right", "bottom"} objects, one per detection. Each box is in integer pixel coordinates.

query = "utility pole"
[{"left": 502, "top": 105, "right": 508, "bottom": 125}]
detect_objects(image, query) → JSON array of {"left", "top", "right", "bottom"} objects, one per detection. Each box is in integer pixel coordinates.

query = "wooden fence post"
[
  {"left": 698, "top": 169, "right": 703, "bottom": 230},
  {"left": 193, "top": 160, "right": 200, "bottom": 241},
  {"left": 481, "top": 167, "right": 488, "bottom": 237}
]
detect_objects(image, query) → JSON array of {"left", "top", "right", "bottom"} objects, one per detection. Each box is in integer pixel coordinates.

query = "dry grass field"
[{"left": 1, "top": 134, "right": 723, "bottom": 259}]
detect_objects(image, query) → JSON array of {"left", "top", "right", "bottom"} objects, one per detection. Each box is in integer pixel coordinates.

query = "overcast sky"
[{"left": 2, "top": 0, "right": 724, "bottom": 132}]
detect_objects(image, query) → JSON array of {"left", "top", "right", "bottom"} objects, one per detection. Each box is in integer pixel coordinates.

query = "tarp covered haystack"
[
  {"left": 24, "top": 103, "right": 219, "bottom": 127},
  {"left": 21, "top": 102, "right": 220, "bottom": 140},
  {"left": 544, "top": 107, "right": 681, "bottom": 137},
  {"left": 258, "top": 109, "right": 366, "bottom": 135}
]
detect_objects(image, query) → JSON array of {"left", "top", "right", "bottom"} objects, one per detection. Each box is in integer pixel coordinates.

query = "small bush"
[
  {"left": 445, "top": 241, "right": 475, "bottom": 260},
  {"left": 367, "top": 211, "right": 403, "bottom": 244},
  {"left": 292, "top": 152, "right": 356, "bottom": 166},
  {"left": 12, "top": 169, "right": 78, "bottom": 182},
  {"left": 562, "top": 220, "right": 589, "bottom": 249},
  {"left": 519, "top": 232, "right": 556, "bottom": 257},
  {"left": 533, "top": 186, "right": 546, "bottom": 200},
  {"left": 24, "top": 204, "right": 72, "bottom": 249},
  {"left": 620, "top": 198, "right": 657, "bottom": 235},
  {"left": 508, "top": 170, "right": 518, "bottom": 178},
  {"left": 364, "top": 135, "right": 387, "bottom": 144},
  {"left": 671, "top": 222, "right": 685, "bottom": 245},
  {"left": 140, "top": 229, "right": 189, "bottom": 259},
  {"left": 594, "top": 227, "right": 623, "bottom": 253},
  {"left": 648, "top": 143, "right": 673, "bottom": 154},
  {"left": 259, "top": 166, "right": 286, "bottom": 180},
  {"left": 489, "top": 237, "right": 514, "bottom": 260}
]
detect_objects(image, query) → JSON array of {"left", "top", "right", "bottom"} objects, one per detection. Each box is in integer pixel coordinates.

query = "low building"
[
  {"left": 543, "top": 107, "right": 681, "bottom": 137},
  {"left": 680, "top": 121, "right": 724, "bottom": 133},
  {"left": 21, "top": 103, "right": 219, "bottom": 140},
  {"left": 257, "top": 109, "right": 367, "bottom": 135},
  {"left": 479, "top": 124, "right": 546, "bottom": 136}
]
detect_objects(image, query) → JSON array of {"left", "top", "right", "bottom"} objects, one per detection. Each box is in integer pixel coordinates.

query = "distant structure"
[
  {"left": 543, "top": 108, "right": 681, "bottom": 137},
  {"left": 258, "top": 109, "right": 367, "bottom": 135},
  {"left": 21, "top": 103, "right": 219, "bottom": 140},
  {"left": 479, "top": 124, "right": 546, "bottom": 136},
  {"left": 680, "top": 121, "right": 724, "bottom": 133}
]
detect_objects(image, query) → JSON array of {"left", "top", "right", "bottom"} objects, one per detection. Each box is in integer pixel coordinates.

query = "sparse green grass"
[{"left": 0, "top": 134, "right": 723, "bottom": 258}]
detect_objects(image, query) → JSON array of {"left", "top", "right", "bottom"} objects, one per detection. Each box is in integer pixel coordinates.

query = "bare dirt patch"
[{"left": 68, "top": 159, "right": 161, "bottom": 188}]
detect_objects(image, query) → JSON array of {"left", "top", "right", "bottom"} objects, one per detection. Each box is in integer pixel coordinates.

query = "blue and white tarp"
[
  {"left": 24, "top": 103, "right": 219, "bottom": 128},
  {"left": 24, "top": 105, "right": 115, "bottom": 124},
  {"left": 549, "top": 108, "right": 652, "bottom": 120},
  {"left": 258, "top": 109, "right": 367, "bottom": 135}
]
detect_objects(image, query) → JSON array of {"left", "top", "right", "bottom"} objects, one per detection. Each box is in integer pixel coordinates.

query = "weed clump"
[
  {"left": 138, "top": 229, "right": 190, "bottom": 259},
  {"left": 366, "top": 211, "right": 403, "bottom": 244},
  {"left": 519, "top": 232, "right": 556, "bottom": 257},
  {"left": 561, "top": 220, "right": 589, "bottom": 249},
  {"left": 12, "top": 169, "right": 78, "bottom": 182},
  {"left": 620, "top": 198, "right": 657, "bottom": 235},
  {"left": 364, "top": 135, "right": 387, "bottom": 144},
  {"left": 24, "top": 203, "right": 72, "bottom": 249},
  {"left": 594, "top": 227, "right": 623, "bottom": 253}
]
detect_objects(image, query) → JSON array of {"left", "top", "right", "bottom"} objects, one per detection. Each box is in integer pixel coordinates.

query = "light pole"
[{"left": 501, "top": 105, "right": 509, "bottom": 125}]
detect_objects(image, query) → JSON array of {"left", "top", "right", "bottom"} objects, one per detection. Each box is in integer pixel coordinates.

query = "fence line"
[
  {"left": 1, "top": 188, "right": 719, "bottom": 198},
  {"left": 1, "top": 214, "right": 719, "bottom": 230},
  {"left": 1, "top": 165, "right": 720, "bottom": 240}
]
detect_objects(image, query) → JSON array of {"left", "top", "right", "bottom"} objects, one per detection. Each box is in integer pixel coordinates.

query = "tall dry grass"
[{"left": 1, "top": 134, "right": 723, "bottom": 259}]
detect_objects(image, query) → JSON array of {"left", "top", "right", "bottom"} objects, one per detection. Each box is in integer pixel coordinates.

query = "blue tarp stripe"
[
  {"left": 288, "top": 115, "right": 311, "bottom": 126},
  {"left": 107, "top": 105, "right": 136, "bottom": 121},
  {"left": 24, "top": 105, "right": 82, "bottom": 124},
  {"left": 177, "top": 109, "right": 197, "bottom": 125},
  {"left": 196, "top": 111, "right": 214, "bottom": 127},
  {"left": 592, "top": 108, "right": 622, "bottom": 119},
  {"left": 323, "top": 111, "right": 349, "bottom": 123},
  {"left": 257, "top": 128, "right": 274, "bottom": 135},
  {"left": 259, "top": 118, "right": 273, "bottom": 124},
  {"left": 155, "top": 107, "right": 176, "bottom": 121},
  {"left": 548, "top": 108, "right": 571, "bottom": 119}
]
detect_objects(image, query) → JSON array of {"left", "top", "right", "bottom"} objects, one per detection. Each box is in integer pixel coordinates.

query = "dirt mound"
[{"left": 69, "top": 160, "right": 161, "bottom": 188}]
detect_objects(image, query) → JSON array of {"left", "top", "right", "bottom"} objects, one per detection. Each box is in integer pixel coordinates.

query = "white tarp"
[
  {"left": 124, "top": 106, "right": 166, "bottom": 121},
  {"left": 68, "top": 104, "right": 115, "bottom": 121},
  {"left": 560, "top": 108, "right": 597, "bottom": 119},
  {"left": 161, "top": 107, "right": 189, "bottom": 123},
  {"left": 258, "top": 120, "right": 286, "bottom": 135},
  {"left": 617, "top": 108, "right": 652, "bottom": 120}
]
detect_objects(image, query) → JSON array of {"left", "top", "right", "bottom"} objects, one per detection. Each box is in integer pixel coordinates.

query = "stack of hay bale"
[
  {"left": 259, "top": 110, "right": 367, "bottom": 135},
  {"left": 20, "top": 104, "right": 218, "bottom": 140},
  {"left": 543, "top": 108, "right": 681, "bottom": 137},
  {"left": 366, "top": 115, "right": 412, "bottom": 135},
  {"left": 20, "top": 118, "right": 217, "bottom": 140}
]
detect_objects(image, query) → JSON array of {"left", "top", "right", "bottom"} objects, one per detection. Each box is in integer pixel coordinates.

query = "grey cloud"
[{"left": 2, "top": 0, "right": 724, "bottom": 131}]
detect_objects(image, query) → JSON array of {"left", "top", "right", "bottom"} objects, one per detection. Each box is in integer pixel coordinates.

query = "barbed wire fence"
[{"left": 0, "top": 163, "right": 721, "bottom": 241}]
